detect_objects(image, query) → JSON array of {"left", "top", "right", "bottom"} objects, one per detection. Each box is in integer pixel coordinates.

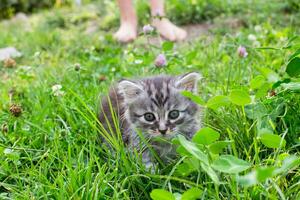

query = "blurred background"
[
  {"left": 1, "top": 1, "right": 300, "bottom": 199},
  {"left": 1, "top": 0, "right": 299, "bottom": 25}
]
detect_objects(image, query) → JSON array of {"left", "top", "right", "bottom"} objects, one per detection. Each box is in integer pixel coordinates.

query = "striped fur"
[{"left": 98, "top": 73, "right": 202, "bottom": 167}]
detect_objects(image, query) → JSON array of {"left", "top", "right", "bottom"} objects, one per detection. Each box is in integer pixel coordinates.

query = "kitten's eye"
[
  {"left": 144, "top": 112, "right": 156, "bottom": 122},
  {"left": 168, "top": 110, "right": 179, "bottom": 120}
]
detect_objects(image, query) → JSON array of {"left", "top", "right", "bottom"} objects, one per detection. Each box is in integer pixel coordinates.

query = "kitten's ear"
[
  {"left": 118, "top": 80, "right": 143, "bottom": 102},
  {"left": 175, "top": 72, "right": 202, "bottom": 93}
]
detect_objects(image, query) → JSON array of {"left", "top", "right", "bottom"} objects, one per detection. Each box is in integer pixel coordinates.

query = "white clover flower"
[
  {"left": 52, "top": 84, "right": 65, "bottom": 97},
  {"left": 254, "top": 25, "right": 262, "bottom": 32},
  {"left": 134, "top": 59, "right": 143, "bottom": 64},
  {"left": 52, "top": 84, "right": 62, "bottom": 91},
  {"left": 4, "top": 148, "right": 13, "bottom": 154},
  {"left": 248, "top": 34, "right": 257, "bottom": 41},
  {"left": 33, "top": 51, "right": 41, "bottom": 58}
]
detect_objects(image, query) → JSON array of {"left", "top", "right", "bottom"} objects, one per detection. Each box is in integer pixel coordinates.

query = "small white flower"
[
  {"left": 54, "top": 91, "right": 65, "bottom": 97},
  {"left": 134, "top": 59, "right": 143, "bottom": 64},
  {"left": 52, "top": 84, "right": 62, "bottom": 92},
  {"left": 4, "top": 148, "right": 13, "bottom": 154},
  {"left": 254, "top": 25, "right": 262, "bottom": 32},
  {"left": 33, "top": 51, "right": 41, "bottom": 58},
  {"left": 52, "top": 84, "right": 65, "bottom": 97},
  {"left": 248, "top": 34, "right": 257, "bottom": 41},
  {"left": 98, "top": 35, "right": 105, "bottom": 41}
]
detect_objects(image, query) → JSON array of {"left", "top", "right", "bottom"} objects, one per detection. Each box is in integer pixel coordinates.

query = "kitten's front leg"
[
  {"left": 128, "top": 132, "right": 156, "bottom": 172},
  {"left": 142, "top": 149, "right": 156, "bottom": 173}
]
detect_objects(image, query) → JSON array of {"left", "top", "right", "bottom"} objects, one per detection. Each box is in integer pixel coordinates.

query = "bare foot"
[
  {"left": 152, "top": 18, "right": 187, "bottom": 41},
  {"left": 114, "top": 22, "right": 137, "bottom": 43}
]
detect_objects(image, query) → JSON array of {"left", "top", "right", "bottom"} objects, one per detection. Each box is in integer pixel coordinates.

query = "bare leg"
[
  {"left": 150, "top": 0, "right": 187, "bottom": 41},
  {"left": 114, "top": 0, "right": 137, "bottom": 43}
]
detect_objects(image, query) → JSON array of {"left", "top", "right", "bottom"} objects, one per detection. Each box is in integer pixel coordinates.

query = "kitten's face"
[{"left": 118, "top": 73, "right": 201, "bottom": 139}]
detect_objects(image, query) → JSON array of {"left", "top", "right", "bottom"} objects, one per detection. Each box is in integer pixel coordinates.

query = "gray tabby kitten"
[{"left": 98, "top": 72, "right": 202, "bottom": 169}]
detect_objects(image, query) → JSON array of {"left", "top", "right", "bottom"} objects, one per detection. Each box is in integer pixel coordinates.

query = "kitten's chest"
[{"left": 152, "top": 141, "right": 177, "bottom": 162}]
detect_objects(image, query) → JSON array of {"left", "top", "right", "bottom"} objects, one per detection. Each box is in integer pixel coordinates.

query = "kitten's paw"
[{"left": 145, "top": 161, "right": 157, "bottom": 173}]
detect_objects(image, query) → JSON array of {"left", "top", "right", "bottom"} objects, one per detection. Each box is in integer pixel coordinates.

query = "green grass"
[{"left": 0, "top": 1, "right": 300, "bottom": 199}]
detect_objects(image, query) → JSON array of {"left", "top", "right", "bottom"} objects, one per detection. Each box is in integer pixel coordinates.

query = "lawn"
[{"left": 0, "top": 1, "right": 300, "bottom": 199}]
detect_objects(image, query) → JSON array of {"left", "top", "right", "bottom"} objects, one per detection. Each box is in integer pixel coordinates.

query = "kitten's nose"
[{"left": 159, "top": 129, "right": 167, "bottom": 135}]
